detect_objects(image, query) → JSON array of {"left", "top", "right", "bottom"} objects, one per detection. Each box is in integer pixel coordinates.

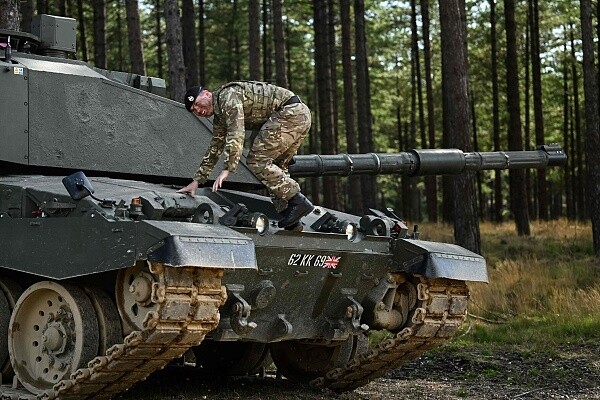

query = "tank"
[{"left": 0, "top": 17, "right": 567, "bottom": 399}]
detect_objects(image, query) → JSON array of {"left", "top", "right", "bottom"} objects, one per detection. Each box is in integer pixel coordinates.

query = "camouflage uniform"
[{"left": 193, "top": 81, "right": 311, "bottom": 205}]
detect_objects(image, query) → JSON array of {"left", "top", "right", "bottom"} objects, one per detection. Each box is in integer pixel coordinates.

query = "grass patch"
[
  {"left": 419, "top": 219, "right": 600, "bottom": 346},
  {"left": 459, "top": 315, "right": 600, "bottom": 347}
]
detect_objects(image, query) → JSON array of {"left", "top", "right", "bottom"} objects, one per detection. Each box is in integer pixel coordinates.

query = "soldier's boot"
[{"left": 278, "top": 193, "right": 313, "bottom": 228}]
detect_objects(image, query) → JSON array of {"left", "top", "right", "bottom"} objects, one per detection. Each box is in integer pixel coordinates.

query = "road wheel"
[{"left": 8, "top": 281, "right": 99, "bottom": 394}]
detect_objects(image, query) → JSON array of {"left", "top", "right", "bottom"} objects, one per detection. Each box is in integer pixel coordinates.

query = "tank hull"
[{"left": 0, "top": 175, "right": 486, "bottom": 398}]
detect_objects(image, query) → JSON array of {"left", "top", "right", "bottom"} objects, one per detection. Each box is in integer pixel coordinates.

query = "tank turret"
[
  {"left": 0, "top": 17, "right": 260, "bottom": 188},
  {"left": 0, "top": 16, "right": 568, "bottom": 400}
]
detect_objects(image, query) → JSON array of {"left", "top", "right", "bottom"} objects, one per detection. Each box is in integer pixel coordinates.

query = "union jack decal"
[{"left": 323, "top": 256, "right": 341, "bottom": 269}]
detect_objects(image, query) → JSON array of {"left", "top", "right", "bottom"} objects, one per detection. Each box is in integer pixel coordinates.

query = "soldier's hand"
[
  {"left": 212, "top": 170, "right": 229, "bottom": 192},
  {"left": 177, "top": 180, "right": 199, "bottom": 197}
]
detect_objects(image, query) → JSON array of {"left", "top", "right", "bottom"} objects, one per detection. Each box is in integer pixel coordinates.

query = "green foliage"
[
  {"left": 106, "top": 1, "right": 128, "bottom": 71},
  {"left": 457, "top": 220, "right": 598, "bottom": 347},
  {"left": 204, "top": 1, "right": 248, "bottom": 86},
  {"left": 59, "top": 1, "right": 588, "bottom": 217},
  {"left": 66, "top": 1, "right": 587, "bottom": 155},
  {"left": 138, "top": 2, "right": 163, "bottom": 78},
  {"left": 374, "top": 220, "right": 600, "bottom": 349},
  {"left": 463, "top": 315, "right": 600, "bottom": 347}
]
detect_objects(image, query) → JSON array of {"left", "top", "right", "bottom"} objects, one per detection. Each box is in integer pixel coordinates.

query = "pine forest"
[{"left": 2, "top": 0, "right": 599, "bottom": 255}]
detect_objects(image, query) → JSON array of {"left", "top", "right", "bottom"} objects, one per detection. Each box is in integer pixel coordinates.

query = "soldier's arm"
[
  {"left": 221, "top": 90, "right": 245, "bottom": 173},
  {"left": 193, "top": 120, "right": 227, "bottom": 183}
]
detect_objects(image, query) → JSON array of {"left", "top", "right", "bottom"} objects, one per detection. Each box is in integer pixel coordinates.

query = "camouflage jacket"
[{"left": 193, "top": 81, "right": 295, "bottom": 183}]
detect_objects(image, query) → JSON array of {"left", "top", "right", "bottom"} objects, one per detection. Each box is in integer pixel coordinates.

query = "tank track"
[
  {"left": 0, "top": 264, "right": 227, "bottom": 400},
  {"left": 311, "top": 277, "right": 469, "bottom": 392}
]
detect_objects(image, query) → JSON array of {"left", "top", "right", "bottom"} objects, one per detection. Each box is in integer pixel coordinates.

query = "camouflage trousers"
[{"left": 246, "top": 102, "right": 311, "bottom": 210}]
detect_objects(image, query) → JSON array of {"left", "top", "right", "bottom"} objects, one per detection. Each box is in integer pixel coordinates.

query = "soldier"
[{"left": 178, "top": 81, "right": 314, "bottom": 229}]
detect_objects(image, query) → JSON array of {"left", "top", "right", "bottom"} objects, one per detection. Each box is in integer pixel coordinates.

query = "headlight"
[
  {"left": 342, "top": 221, "right": 358, "bottom": 241},
  {"left": 359, "top": 215, "right": 392, "bottom": 236},
  {"left": 252, "top": 213, "right": 269, "bottom": 235},
  {"left": 311, "top": 211, "right": 359, "bottom": 241},
  {"left": 195, "top": 203, "right": 269, "bottom": 235},
  {"left": 242, "top": 212, "right": 269, "bottom": 235}
]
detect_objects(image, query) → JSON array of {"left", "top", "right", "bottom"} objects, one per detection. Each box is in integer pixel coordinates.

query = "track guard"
[{"left": 392, "top": 239, "right": 488, "bottom": 282}]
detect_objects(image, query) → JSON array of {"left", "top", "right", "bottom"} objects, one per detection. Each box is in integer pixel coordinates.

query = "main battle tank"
[{"left": 0, "top": 16, "right": 566, "bottom": 399}]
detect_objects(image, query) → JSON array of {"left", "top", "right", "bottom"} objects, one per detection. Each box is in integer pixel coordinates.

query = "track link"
[
  {"left": 0, "top": 264, "right": 227, "bottom": 400},
  {"left": 311, "top": 277, "right": 469, "bottom": 392}
]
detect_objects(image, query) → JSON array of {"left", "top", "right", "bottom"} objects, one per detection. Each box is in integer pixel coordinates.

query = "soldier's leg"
[
  {"left": 274, "top": 103, "right": 312, "bottom": 169},
  {"left": 247, "top": 103, "right": 311, "bottom": 202},
  {"left": 270, "top": 194, "right": 288, "bottom": 213}
]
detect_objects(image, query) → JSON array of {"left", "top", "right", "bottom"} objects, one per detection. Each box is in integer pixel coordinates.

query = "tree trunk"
[
  {"left": 470, "top": 89, "right": 484, "bottom": 218},
  {"left": 504, "top": 0, "right": 530, "bottom": 236},
  {"left": 272, "top": 0, "right": 287, "bottom": 87},
  {"left": 406, "top": 33, "right": 416, "bottom": 221},
  {"left": 328, "top": 0, "right": 339, "bottom": 147},
  {"left": 580, "top": 0, "right": 600, "bottom": 256},
  {"left": 395, "top": 72, "right": 404, "bottom": 215},
  {"left": 354, "top": 0, "right": 376, "bottom": 210},
  {"left": 92, "top": 0, "right": 106, "bottom": 69},
  {"left": 36, "top": 0, "right": 47, "bottom": 15},
  {"left": 233, "top": 0, "right": 241, "bottom": 79},
  {"left": 563, "top": 39, "right": 575, "bottom": 220},
  {"left": 154, "top": 0, "right": 164, "bottom": 78},
  {"left": 58, "top": 0, "right": 66, "bottom": 16},
  {"left": 440, "top": 0, "right": 453, "bottom": 225},
  {"left": 224, "top": 3, "right": 234, "bottom": 80},
  {"left": 0, "top": 0, "right": 19, "bottom": 30},
  {"left": 285, "top": 23, "right": 292, "bottom": 88},
  {"left": 421, "top": 0, "right": 438, "bottom": 223},
  {"left": 77, "top": 0, "right": 88, "bottom": 61},
  {"left": 340, "top": 0, "right": 362, "bottom": 214},
  {"left": 570, "top": 82, "right": 578, "bottom": 220},
  {"left": 248, "top": 0, "right": 261, "bottom": 80},
  {"left": 116, "top": 0, "right": 124, "bottom": 71},
  {"left": 598, "top": 0, "right": 600, "bottom": 93},
  {"left": 524, "top": 1, "right": 533, "bottom": 218},
  {"left": 439, "top": 0, "right": 481, "bottom": 254},
  {"left": 313, "top": 0, "right": 338, "bottom": 209},
  {"left": 402, "top": 120, "right": 411, "bottom": 220},
  {"left": 409, "top": 0, "right": 421, "bottom": 222},
  {"left": 20, "top": 0, "right": 33, "bottom": 32},
  {"left": 125, "top": 0, "right": 146, "bottom": 75},
  {"left": 197, "top": 0, "right": 205, "bottom": 84},
  {"left": 490, "top": 0, "right": 502, "bottom": 222},
  {"left": 181, "top": 0, "right": 197, "bottom": 86},
  {"left": 309, "top": 80, "right": 321, "bottom": 205},
  {"left": 530, "top": 0, "right": 547, "bottom": 219},
  {"left": 570, "top": 27, "right": 586, "bottom": 221},
  {"left": 262, "top": 0, "right": 271, "bottom": 81},
  {"left": 164, "top": 0, "right": 186, "bottom": 101}
]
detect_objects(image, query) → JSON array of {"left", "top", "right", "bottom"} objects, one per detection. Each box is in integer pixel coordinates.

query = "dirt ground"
[{"left": 118, "top": 342, "right": 600, "bottom": 400}]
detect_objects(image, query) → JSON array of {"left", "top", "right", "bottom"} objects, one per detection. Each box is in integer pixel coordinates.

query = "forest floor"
[{"left": 119, "top": 339, "right": 600, "bottom": 400}]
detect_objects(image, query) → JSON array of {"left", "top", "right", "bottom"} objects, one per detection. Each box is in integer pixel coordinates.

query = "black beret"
[{"left": 184, "top": 86, "right": 203, "bottom": 111}]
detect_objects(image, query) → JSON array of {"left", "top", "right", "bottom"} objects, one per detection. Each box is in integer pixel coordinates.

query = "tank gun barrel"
[{"left": 288, "top": 144, "right": 566, "bottom": 177}]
